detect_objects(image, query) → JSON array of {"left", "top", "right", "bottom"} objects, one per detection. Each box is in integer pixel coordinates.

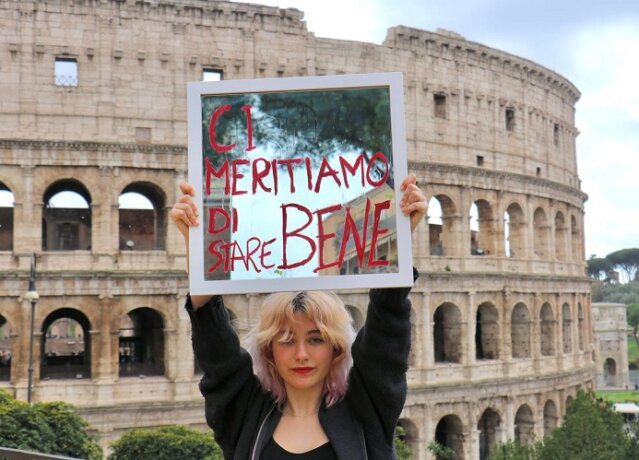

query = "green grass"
[{"left": 596, "top": 391, "right": 639, "bottom": 403}]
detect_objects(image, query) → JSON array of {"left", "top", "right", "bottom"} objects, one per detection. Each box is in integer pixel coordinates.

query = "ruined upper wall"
[
  {"left": 384, "top": 26, "right": 580, "bottom": 104},
  {"left": 0, "top": 0, "right": 582, "bottom": 188}
]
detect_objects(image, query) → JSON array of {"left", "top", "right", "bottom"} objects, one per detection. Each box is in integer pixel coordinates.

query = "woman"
[{"left": 170, "top": 174, "right": 426, "bottom": 460}]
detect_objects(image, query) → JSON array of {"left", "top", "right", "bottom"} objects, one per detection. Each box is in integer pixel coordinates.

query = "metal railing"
[{"left": 0, "top": 447, "right": 83, "bottom": 460}]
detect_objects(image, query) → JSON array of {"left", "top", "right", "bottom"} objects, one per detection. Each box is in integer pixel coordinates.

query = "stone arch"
[
  {"left": 514, "top": 404, "right": 535, "bottom": 444},
  {"left": 577, "top": 303, "right": 584, "bottom": 351},
  {"left": 540, "top": 303, "right": 555, "bottom": 356},
  {"left": 345, "top": 305, "right": 365, "bottom": 331},
  {"left": 435, "top": 414, "right": 465, "bottom": 459},
  {"left": 562, "top": 303, "right": 572, "bottom": 354},
  {"left": 119, "top": 182, "right": 167, "bottom": 250},
  {"left": 478, "top": 408, "right": 501, "bottom": 460},
  {"left": 428, "top": 194, "right": 456, "bottom": 256},
  {"left": 433, "top": 303, "right": 463, "bottom": 364},
  {"left": 511, "top": 303, "right": 531, "bottom": 359},
  {"left": 470, "top": 199, "right": 494, "bottom": 256},
  {"left": 118, "top": 307, "right": 165, "bottom": 377},
  {"left": 397, "top": 418, "right": 419, "bottom": 456},
  {"left": 42, "top": 179, "right": 92, "bottom": 251},
  {"left": 533, "top": 207, "right": 548, "bottom": 259},
  {"left": 0, "top": 314, "right": 11, "bottom": 381},
  {"left": 554, "top": 211, "right": 567, "bottom": 261},
  {"left": 604, "top": 358, "right": 617, "bottom": 387},
  {"left": 0, "top": 182, "right": 14, "bottom": 251},
  {"left": 41, "top": 308, "right": 91, "bottom": 380},
  {"left": 543, "top": 400, "right": 558, "bottom": 436},
  {"left": 475, "top": 302, "right": 499, "bottom": 360},
  {"left": 566, "top": 395, "right": 574, "bottom": 409},
  {"left": 571, "top": 214, "right": 581, "bottom": 261},
  {"left": 504, "top": 202, "right": 525, "bottom": 258}
]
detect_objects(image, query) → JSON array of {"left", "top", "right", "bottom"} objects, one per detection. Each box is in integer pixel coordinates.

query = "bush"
[
  {"left": 0, "top": 389, "right": 102, "bottom": 459},
  {"left": 108, "top": 425, "right": 222, "bottom": 460}
]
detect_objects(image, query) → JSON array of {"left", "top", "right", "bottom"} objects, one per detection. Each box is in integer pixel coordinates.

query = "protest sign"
[{"left": 187, "top": 72, "right": 412, "bottom": 294}]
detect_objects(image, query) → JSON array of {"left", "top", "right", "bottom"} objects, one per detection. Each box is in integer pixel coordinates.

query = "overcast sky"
[{"left": 233, "top": 0, "right": 639, "bottom": 259}]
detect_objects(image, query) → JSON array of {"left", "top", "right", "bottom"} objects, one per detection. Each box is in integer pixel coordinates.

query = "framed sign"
[{"left": 187, "top": 72, "right": 412, "bottom": 295}]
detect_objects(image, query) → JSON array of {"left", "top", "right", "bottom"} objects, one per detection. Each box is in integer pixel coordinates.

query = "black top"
[{"left": 261, "top": 437, "right": 337, "bottom": 460}]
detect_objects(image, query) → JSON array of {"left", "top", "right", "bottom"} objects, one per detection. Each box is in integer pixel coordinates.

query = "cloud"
[{"left": 570, "top": 19, "right": 639, "bottom": 256}]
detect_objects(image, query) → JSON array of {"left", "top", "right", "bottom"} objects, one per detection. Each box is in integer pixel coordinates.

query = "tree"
[
  {"left": 488, "top": 440, "right": 541, "bottom": 460},
  {"left": 108, "top": 425, "right": 223, "bottom": 460},
  {"left": 539, "top": 390, "right": 629, "bottom": 460},
  {"left": 201, "top": 87, "right": 395, "bottom": 187},
  {"left": 627, "top": 303, "right": 639, "bottom": 348},
  {"left": 587, "top": 256, "right": 612, "bottom": 281},
  {"left": 607, "top": 248, "right": 639, "bottom": 283},
  {"left": 0, "top": 389, "right": 102, "bottom": 459},
  {"left": 490, "top": 390, "right": 638, "bottom": 460},
  {"left": 394, "top": 425, "right": 413, "bottom": 460}
]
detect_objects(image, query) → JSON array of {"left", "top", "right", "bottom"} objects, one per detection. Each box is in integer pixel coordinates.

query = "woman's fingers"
[
  {"left": 399, "top": 176, "right": 427, "bottom": 233},
  {"left": 170, "top": 182, "right": 200, "bottom": 230}
]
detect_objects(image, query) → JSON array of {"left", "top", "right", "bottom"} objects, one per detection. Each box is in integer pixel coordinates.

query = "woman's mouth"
[{"left": 292, "top": 367, "right": 314, "bottom": 375}]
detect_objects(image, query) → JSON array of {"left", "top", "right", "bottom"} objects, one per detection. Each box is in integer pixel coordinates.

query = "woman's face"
[{"left": 272, "top": 312, "right": 334, "bottom": 393}]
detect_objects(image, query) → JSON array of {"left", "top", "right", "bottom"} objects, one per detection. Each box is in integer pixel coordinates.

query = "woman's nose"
[{"left": 295, "top": 342, "right": 309, "bottom": 360}]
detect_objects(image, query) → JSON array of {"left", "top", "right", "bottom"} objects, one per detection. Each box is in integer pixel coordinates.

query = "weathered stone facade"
[
  {"left": 592, "top": 302, "right": 630, "bottom": 389},
  {"left": 0, "top": 1, "right": 594, "bottom": 458}
]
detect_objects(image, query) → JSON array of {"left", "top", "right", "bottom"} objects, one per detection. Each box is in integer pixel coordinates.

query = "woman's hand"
[
  {"left": 399, "top": 173, "right": 427, "bottom": 234},
  {"left": 169, "top": 182, "right": 200, "bottom": 245},
  {"left": 170, "top": 182, "right": 211, "bottom": 308}
]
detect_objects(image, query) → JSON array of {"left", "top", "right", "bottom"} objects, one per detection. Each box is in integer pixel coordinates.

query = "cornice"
[
  {"left": 409, "top": 160, "right": 589, "bottom": 203},
  {"left": 0, "top": 139, "right": 186, "bottom": 155}
]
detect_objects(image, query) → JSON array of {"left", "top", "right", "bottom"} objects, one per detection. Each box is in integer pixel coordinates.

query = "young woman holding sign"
[{"left": 170, "top": 174, "right": 426, "bottom": 460}]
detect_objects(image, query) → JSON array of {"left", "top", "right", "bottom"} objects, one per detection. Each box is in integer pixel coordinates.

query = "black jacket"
[{"left": 186, "top": 276, "right": 415, "bottom": 460}]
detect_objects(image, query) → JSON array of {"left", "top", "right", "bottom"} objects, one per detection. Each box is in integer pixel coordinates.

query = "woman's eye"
[{"left": 309, "top": 337, "right": 324, "bottom": 345}]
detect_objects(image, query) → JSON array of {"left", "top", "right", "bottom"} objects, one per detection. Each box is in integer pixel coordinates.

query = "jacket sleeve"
[
  {"left": 186, "top": 294, "right": 266, "bottom": 458},
  {"left": 346, "top": 269, "right": 417, "bottom": 453}
]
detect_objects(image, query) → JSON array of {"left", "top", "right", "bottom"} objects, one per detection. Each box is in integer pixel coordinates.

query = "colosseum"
[{"left": 0, "top": 1, "right": 594, "bottom": 459}]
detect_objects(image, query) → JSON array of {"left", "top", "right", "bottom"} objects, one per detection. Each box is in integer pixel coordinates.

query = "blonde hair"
[{"left": 244, "top": 290, "right": 355, "bottom": 408}]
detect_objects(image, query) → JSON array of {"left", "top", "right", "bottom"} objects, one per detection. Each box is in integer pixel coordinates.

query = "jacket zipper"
[{"left": 250, "top": 404, "right": 276, "bottom": 460}]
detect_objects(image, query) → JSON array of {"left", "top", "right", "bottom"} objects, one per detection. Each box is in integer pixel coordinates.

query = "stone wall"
[{"left": 0, "top": 1, "right": 594, "bottom": 458}]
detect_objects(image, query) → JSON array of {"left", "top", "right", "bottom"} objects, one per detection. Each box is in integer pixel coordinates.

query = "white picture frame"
[{"left": 187, "top": 72, "right": 412, "bottom": 295}]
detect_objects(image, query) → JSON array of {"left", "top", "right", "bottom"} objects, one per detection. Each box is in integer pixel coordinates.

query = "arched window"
[
  {"left": 119, "top": 183, "right": 167, "bottom": 250},
  {"left": 604, "top": 358, "right": 617, "bottom": 387},
  {"left": 478, "top": 408, "right": 501, "bottom": 460},
  {"left": 470, "top": 200, "right": 494, "bottom": 256},
  {"left": 540, "top": 303, "right": 555, "bottom": 356},
  {"left": 533, "top": 207, "right": 548, "bottom": 259},
  {"left": 514, "top": 404, "right": 535, "bottom": 444},
  {"left": 0, "top": 184, "right": 14, "bottom": 251},
  {"left": 554, "top": 211, "right": 567, "bottom": 261},
  {"left": 42, "top": 180, "right": 92, "bottom": 251},
  {"left": 543, "top": 400, "right": 558, "bottom": 436},
  {"left": 562, "top": 303, "right": 572, "bottom": 354},
  {"left": 435, "top": 415, "right": 465, "bottom": 460},
  {"left": 0, "top": 315, "right": 11, "bottom": 381},
  {"left": 428, "top": 195, "right": 456, "bottom": 256},
  {"left": 504, "top": 203, "right": 525, "bottom": 258},
  {"left": 119, "top": 308, "right": 165, "bottom": 377},
  {"left": 475, "top": 303, "right": 499, "bottom": 360},
  {"left": 433, "top": 303, "right": 462, "bottom": 363},
  {"left": 397, "top": 418, "right": 418, "bottom": 456},
  {"left": 511, "top": 303, "right": 531, "bottom": 359},
  {"left": 41, "top": 309, "right": 91, "bottom": 380}
]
